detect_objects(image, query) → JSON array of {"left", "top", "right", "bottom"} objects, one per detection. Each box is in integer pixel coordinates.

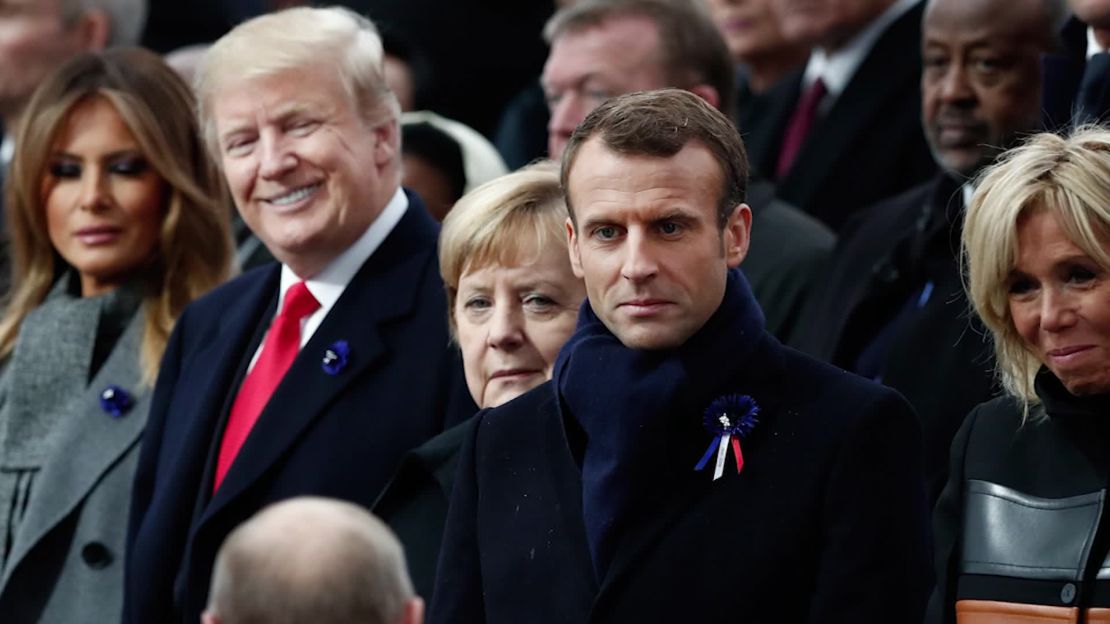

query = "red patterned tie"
[
  {"left": 775, "top": 77, "right": 827, "bottom": 180},
  {"left": 213, "top": 281, "right": 320, "bottom": 491}
]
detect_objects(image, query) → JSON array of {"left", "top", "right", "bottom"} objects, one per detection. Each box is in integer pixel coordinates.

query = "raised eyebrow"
[{"left": 580, "top": 216, "right": 619, "bottom": 232}]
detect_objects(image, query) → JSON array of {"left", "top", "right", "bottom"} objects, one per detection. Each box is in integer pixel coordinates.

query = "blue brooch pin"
[
  {"left": 695, "top": 394, "right": 759, "bottom": 481},
  {"left": 99, "top": 385, "right": 133, "bottom": 418},
  {"left": 321, "top": 340, "right": 350, "bottom": 375}
]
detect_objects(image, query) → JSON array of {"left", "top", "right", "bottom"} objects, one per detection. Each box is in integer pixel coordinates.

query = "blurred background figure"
[
  {"left": 204, "top": 497, "right": 423, "bottom": 624},
  {"left": 746, "top": 0, "right": 935, "bottom": 229},
  {"left": 401, "top": 112, "right": 508, "bottom": 222},
  {"left": 374, "top": 161, "right": 584, "bottom": 598},
  {"left": 791, "top": 0, "right": 1064, "bottom": 503},
  {"left": 1044, "top": 0, "right": 1110, "bottom": 128},
  {"left": 931, "top": 126, "right": 1110, "bottom": 622},
  {"left": 0, "top": 48, "right": 231, "bottom": 623},
  {"left": 0, "top": 0, "right": 147, "bottom": 154},
  {"left": 703, "top": 0, "right": 809, "bottom": 138}
]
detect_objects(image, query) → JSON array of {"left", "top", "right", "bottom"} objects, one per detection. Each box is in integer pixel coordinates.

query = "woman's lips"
[
  {"left": 74, "top": 225, "right": 122, "bottom": 245},
  {"left": 1048, "top": 345, "right": 1095, "bottom": 364}
]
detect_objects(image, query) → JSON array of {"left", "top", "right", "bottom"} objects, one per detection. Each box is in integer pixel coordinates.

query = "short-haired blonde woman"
[
  {"left": 0, "top": 48, "right": 231, "bottom": 622},
  {"left": 374, "top": 161, "right": 585, "bottom": 597},
  {"left": 931, "top": 126, "right": 1110, "bottom": 623}
]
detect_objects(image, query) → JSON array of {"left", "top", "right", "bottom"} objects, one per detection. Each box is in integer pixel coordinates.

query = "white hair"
[{"left": 195, "top": 6, "right": 399, "bottom": 159}]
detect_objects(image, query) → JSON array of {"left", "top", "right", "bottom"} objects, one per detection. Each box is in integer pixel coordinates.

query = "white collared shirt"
[
  {"left": 961, "top": 182, "right": 975, "bottom": 212},
  {"left": 1088, "top": 27, "right": 1107, "bottom": 60},
  {"left": 802, "top": 0, "right": 920, "bottom": 114},
  {"left": 247, "top": 187, "right": 409, "bottom": 370},
  {"left": 0, "top": 134, "right": 13, "bottom": 169}
]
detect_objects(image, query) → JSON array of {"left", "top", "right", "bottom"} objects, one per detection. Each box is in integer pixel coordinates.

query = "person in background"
[
  {"left": 931, "top": 126, "right": 1110, "bottom": 622},
  {"left": 432, "top": 89, "right": 931, "bottom": 623},
  {"left": 1043, "top": 0, "right": 1110, "bottom": 129},
  {"left": 204, "top": 497, "right": 423, "bottom": 624},
  {"left": 0, "top": 48, "right": 231, "bottom": 623},
  {"left": 374, "top": 161, "right": 585, "bottom": 598},
  {"left": 125, "top": 8, "right": 475, "bottom": 623},
  {"left": 790, "top": 0, "right": 1064, "bottom": 503},
  {"left": 745, "top": 0, "right": 935, "bottom": 229},
  {"left": 401, "top": 122, "right": 466, "bottom": 222},
  {"left": 703, "top": 0, "right": 809, "bottom": 136},
  {"left": 540, "top": 0, "right": 833, "bottom": 340}
]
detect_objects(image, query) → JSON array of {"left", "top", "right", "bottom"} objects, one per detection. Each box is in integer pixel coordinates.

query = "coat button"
[
  {"left": 81, "top": 542, "right": 112, "bottom": 569},
  {"left": 1061, "top": 582, "right": 1077, "bottom": 604}
]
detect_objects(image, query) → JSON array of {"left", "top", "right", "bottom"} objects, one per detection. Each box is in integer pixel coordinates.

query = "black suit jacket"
[
  {"left": 1042, "top": 17, "right": 1110, "bottom": 130},
  {"left": 790, "top": 175, "right": 996, "bottom": 503},
  {"left": 431, "top": 335, "right": 933, "bottom": 623},
  {"left": 124, "top": 196, "right": 476, "bottom": 623},
  {"left": 744, "top": 1, "right": 936, "bottom": 230}
]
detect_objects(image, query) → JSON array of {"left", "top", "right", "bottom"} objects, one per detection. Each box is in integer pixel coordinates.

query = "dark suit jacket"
[
  {"left": 372, "top": 420, "right": 469, "bottom": 600},
  {"left": 743, "top": 1, "right": 936, "bottom": 230},
  {"left": 790, "top": 175, "right": 996, "bottom": 503},
  {"left": 1042, "top": 18, "right": 1110, "bottom": 130},
  {"left": 431, "top": 335, "right": 933, "bottom": 623},
  {"left": 124, "top": 197, "right": 476, "bottom": 624}
]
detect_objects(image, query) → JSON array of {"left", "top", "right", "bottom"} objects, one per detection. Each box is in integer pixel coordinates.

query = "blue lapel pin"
[
  {"left": 321, "top": 340, "right": 350, "bottom": 375},
  {"left": 99, "top": 385, "right": 134, "bottom": 418}
]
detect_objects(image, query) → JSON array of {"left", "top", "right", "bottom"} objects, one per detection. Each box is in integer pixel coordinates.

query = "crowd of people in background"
[{"left": 0, "top": 0, "right": 1108, "bottom": 622}]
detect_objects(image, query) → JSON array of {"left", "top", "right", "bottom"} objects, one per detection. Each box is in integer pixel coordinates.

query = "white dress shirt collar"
[
  {"left": 1088, "top": 26, "right": 1107, "bottom": 60},
  {"left": 802, "top": 0, "right": 920, "bottom": 108},
  {"left": 1, "top": 134, "right": 13, "bottom": 169},
  {"left": 275, "top": 186, "right": 409, "bottom": 347}
]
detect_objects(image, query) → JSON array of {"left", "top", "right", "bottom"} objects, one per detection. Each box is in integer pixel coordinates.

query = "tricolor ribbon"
[{"left": 694, "top": 394, "right": 759, "bottom": 481}]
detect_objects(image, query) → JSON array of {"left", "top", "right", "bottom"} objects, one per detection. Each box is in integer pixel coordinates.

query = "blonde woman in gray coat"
[{"left": 0, "top": 49, "right": 232, "bottom": 622}]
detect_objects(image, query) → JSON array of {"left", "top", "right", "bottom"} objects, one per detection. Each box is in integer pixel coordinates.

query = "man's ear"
[
  {"left": 566, "top": 216, "right": 584, "bottom": 279},
  {"left": 401, "top": 597, "right": 425, "bottom": 624},
  {"left": 76, "top": 9, "right": 112, "bottom": 51},
  {"left": 723, "top": 203, "right": 751, "bottom": 268},
  {"left": 686, "top": 84, "right": 721, "bottom": 111},
  {"left": 373, "top": 119, "right": 401, "bottom": 168}
]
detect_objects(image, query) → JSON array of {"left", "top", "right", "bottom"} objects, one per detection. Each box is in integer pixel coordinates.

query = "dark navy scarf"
[{"left": 553, "top": 269, "right": 766, "bottom": 579}]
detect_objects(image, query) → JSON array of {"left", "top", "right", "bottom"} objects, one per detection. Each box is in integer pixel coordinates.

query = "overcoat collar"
[{"left": 0, "top": 312, "right": 148, "bottom": 585}]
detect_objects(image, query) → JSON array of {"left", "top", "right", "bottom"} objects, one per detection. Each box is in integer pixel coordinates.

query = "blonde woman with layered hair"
[
  {"left": 932, "top": 126, "right": 1110, "bottom": 622},
  {"left": 0, "top": 48, "right": 231, "bottom": 623}
]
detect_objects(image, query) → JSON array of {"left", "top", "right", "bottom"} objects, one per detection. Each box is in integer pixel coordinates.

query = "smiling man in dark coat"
[
  {"left": 430, "top": 89, "right": 932, "bottom": 623},
  {"left": 124, "top": 8, "right": 474, "bottom": 623}
]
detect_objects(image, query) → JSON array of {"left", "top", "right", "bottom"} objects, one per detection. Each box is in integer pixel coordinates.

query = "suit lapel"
[
  {"left": 202, "top": 206, "right": 437, "bottom": 521},
  {"left": 1, "top": 314, "right": 148, "bottom": 582}
]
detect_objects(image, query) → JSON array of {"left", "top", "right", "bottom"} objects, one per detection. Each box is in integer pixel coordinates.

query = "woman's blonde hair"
[
  {"left": 439, "top": 161, "right": 570, "bottom": 336},
  {"left": 963, "top": 125, "right": 1110, "bottom": 404},
  {"left": 0, "top": 48, "right": 233, "bottom": 383}
]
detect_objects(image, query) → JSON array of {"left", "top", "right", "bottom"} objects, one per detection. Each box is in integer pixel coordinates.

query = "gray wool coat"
[{"left": 0, "top": 303, "right": 149, "bottom": 623}]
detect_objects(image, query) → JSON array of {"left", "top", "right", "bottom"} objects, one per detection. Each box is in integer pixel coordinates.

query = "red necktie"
[
  {"left": 213, "top": 281, "right": 320, "bottom": 491},
  {"left": 775, "top": 77, "right": 827, "bottom": 180}
]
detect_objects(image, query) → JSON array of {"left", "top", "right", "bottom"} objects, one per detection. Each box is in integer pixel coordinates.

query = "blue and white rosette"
[{"left": 694, "top": 394, "right": 759, "bottom": 481}]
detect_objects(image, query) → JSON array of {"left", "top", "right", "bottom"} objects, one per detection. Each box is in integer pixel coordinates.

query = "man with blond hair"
[
  {"left": 125, "top": 7, "right": 474, "bottom": 623},
  {"left": 203, "top": 498, "right": 423, "bottom": 624}
]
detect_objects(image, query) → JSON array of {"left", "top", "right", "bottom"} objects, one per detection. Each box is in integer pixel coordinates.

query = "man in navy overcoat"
[
  {"left": 431, "top": 89, "right": 932, "bottom": 623},
  {"left": 124, "top": 8, "right": 474, "bottom": 623}
]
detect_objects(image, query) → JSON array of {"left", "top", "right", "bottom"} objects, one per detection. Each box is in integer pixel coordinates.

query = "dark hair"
[
  {"left": 401, "top": 121, "right": 467, "bottom": 203},
  {"left": 560, "top": 88, "right": 748, "bottom": 228},
  {"left": 545, "top": 0, "right": 736, "bottom": 119}
]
